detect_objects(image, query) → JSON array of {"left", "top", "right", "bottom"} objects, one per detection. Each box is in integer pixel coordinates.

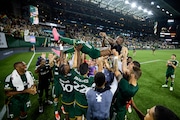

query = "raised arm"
[
  {"left": 122, "top": 46, "right": 129, "bottom": 74},
  {"left": 99, "top": 32, "right": 116, "bottom": 45}
]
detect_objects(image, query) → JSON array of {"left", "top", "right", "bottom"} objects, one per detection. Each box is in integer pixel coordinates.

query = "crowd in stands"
[{"left": 0, "top": 14, "right": 176, "bottom": 49}]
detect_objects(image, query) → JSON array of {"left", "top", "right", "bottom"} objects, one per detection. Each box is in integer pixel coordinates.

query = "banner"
[
  {"left": 30, "top": 5, "right": 39, "bottom": 25},
  {"left": 154, "top": 21, "right": 158, "bottom": 35},
  {"left": 30, "top": 35, "right": 36, "bottom": 43},
  {"left": 0, "top": 32, "right": 8, "bottom": 48}
]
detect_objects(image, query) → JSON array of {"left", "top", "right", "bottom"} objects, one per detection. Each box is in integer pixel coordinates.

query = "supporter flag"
[
  {"left": 30, "top": 36, "right": 36, "bottom": 43},
  {"left": 154, "top": 21, "right": 158, "bottom": 35}
]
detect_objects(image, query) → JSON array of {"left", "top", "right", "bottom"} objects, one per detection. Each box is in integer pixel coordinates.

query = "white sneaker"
[
  {"left": 162, "top": 84, "right": 168, "bottom": 88},
  {"left": 39, "top": 106, "right": 43, "bottom": 113},
  {"left": 170, "top": 87, "right": 173, "bottom": 91}
]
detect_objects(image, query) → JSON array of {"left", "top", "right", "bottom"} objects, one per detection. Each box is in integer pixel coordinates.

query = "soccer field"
[{"left": 0, "top": 49, "right": 180, "bottom": 120}]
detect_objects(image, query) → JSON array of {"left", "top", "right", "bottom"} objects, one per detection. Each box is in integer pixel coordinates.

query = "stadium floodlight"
[
  {"left": 170, "top": 14, "right": 173, "bottom": 16},
  {"left": 138, "top": 6, "right": 142, "bottom": 10},
  {"left": 143, "top": 9, "right": 148, "bottom": 13},
  {"left": 162, "top": 8, "right": 165, "bottom": 11},
  {"left": 125, "top": 0, "right": 129, "bottom": 4},
  {"left": 166, "top": 11, "right": 169, "bottom": 14},
  {"left": 131, "top": 2, "right": 137, "bottom": 8},
  {"left": 156, "top": 5, "right": 160, "bottom": 8},
  {"left": 151, "top": 2, "right": 154, "bottom": 5},
  {"left": 148, "top": 11, "right": 153, "bottom": 15}
]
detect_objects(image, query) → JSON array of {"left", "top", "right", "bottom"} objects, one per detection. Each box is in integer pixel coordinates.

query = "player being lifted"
[{"left": 52, "top": 29, "right": 111, "bottom": 59}]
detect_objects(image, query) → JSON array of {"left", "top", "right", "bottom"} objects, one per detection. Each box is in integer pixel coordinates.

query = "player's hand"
[
  {"left": 75, "top": 44, "right": 83, "bottom": 51},
  {"left": 99, "top": 32, "right": 106, "bottom": 37},
  {"left": 41, "top": 53, "right": 46, "bottom": 59},
  {"left": 122, "top": 47, "right": 128, "bottom": 58},
  {"left": 24, "top": 86, "right": 37, "bottom": 95}
]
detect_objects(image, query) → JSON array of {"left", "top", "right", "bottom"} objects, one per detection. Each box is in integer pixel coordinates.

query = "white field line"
[
  {"left": 27, "top": 52, "right": 36, "bottom": 69},
  {"left": 0, "top": 52, "right": 36, "bottom": 120},
  {"left": 140, "top": 59, "right": 164, "bottom": 64}
]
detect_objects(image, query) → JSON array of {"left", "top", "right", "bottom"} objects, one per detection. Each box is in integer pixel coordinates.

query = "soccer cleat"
[
  {"left": 39, "top": 106, "right": 43, "bottom": 113},
  {"left": 55, "top": 111, "right": 60, "bottom": 120},
  {"left": 45, "top": 99, "right": 53, "bottom": 105},
  {"left": 170, "top": 87, "right": 173, "bottom": 91},
  {"left": 128, "top": 105, "right": 132, "bottom": 113},
  {"left": 162, "top": 84, "right": 168, "bottom": 88},
  {"left": 52, "top": 48, "right": 60, "bottom": 57},
  {"left": 61, "top": 105, "right": 67, "bottom": 114}
]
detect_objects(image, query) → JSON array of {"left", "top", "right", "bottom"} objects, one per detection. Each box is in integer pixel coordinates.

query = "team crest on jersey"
[{"left": 96, "top": 93, "right": 102, "bottom": 102}]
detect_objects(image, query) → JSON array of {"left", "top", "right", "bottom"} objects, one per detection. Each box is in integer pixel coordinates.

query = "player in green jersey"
[
  {"left": 162, "top": 54, "right": 178, "bottom": 91},
  {"left": 73, "top": 62, "right": 94, "bottom": 120},
  {"left": 53, "top": 47, "right": 79, "bottom": 120},
  {"left": 4, "top": 61, "right": 36, "bottom": 120},
  {"left": 111, "top": 47, "right": 142, "bottom": 120},
  {"left": 59, "top": 36, "right": 111, "bottom": 59}
]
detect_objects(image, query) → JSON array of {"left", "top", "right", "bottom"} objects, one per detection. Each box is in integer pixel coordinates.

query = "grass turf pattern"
[{"left": 0, "top": 49, "right": 180, "bottom": 120}]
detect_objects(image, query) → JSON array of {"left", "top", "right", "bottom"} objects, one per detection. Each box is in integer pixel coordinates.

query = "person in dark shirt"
[{"left": 35, "top": 58, "right": 53, "bottom": 113}]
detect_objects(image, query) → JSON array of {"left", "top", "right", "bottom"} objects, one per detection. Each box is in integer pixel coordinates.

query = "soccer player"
[
  {"left": 152, "top": 46, "right": 156, "bottom": 55},
  {"left": 35, "top": 58, "right": 53, "bottom": 113},
  {"left": 54, "top": 62, "right": 76, "bottom": 120},
  {"left": 133, "top": 46, "right": 136, "bottom": 57},
  {"left": 112, "top": 47, "right": 142, "bottom": 120},
  {"left": 4, "top": 61, "right": 36, "bottom": 120},
  {"left": 73, "top": 62, "right": 94, "bottom": 120},
  {"left": 53, "top": 48, "right": 79, "bottom": 120},
  {"left": 99, "top": 32, "right": 125, "bottom": 55},
  {"left": 162, "top": 54, "right": 178, "bottom": 91},
  {"left": 57, "top": 36, "right": 111, "bottom": 59}
]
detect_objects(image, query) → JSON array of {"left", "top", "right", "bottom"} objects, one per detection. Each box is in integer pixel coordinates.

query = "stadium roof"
[{"left": 87, "top": 0, "right": 180, "bottom": 20}]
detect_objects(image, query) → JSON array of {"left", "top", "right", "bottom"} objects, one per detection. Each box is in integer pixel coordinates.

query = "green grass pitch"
[{"left": 0, "top": 49, "right": 180, "bottom": 120}]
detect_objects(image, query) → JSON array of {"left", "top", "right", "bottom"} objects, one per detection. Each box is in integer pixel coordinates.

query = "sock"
[
  {"left": 54, "top": 101, "right": 58, "bottom": 111},
  {"left": 38, "top": 97, "right": 43, "bottom": 106},
  {"left": 170, "top": 82, "right": 174, "bottom": 87},
  {"left": 165, "top": 80, "right": 168, "bottom": 84}
]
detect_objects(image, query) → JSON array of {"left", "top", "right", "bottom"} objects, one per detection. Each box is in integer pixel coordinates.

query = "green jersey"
[
  {"left": 114, "top": 78, "right": 139, "bottom": 110},
  {"left": 72, "top": 69, "right": 94, "bottom": 108},
  {"left": 61, "top": 37, "right": 100, "bottom": 59},
  {"left": 4, "top": 74, "right": 29, "bottom": 102},
  {"left": 55, "top": 69, "right": 75, "bottom": 104},
  {"left": 166, "top": 60, "right": 178, "bottom": 74},
  {"left": 114, "top": 78, "right": 139, "bottom": 120}
]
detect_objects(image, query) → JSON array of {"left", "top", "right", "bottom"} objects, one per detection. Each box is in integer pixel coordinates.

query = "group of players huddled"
[
  {"left": 4, "top": 31, "right": 179, "bottom": 120},
  {"left": 35, "top": 32, "right": 143, "bottom": 120}
]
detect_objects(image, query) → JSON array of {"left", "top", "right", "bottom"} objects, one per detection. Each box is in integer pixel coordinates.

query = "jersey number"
[
  {"left": 74, "top": 81, "right": 88, "bottom": 93},
  {"left": 60, "top": 82, "right": 73, "bottom": 92}
]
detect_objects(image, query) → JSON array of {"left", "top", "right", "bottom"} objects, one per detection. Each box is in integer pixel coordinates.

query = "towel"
[{"left": 11, "top": 70, "right": 34, "bottom": 91}]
